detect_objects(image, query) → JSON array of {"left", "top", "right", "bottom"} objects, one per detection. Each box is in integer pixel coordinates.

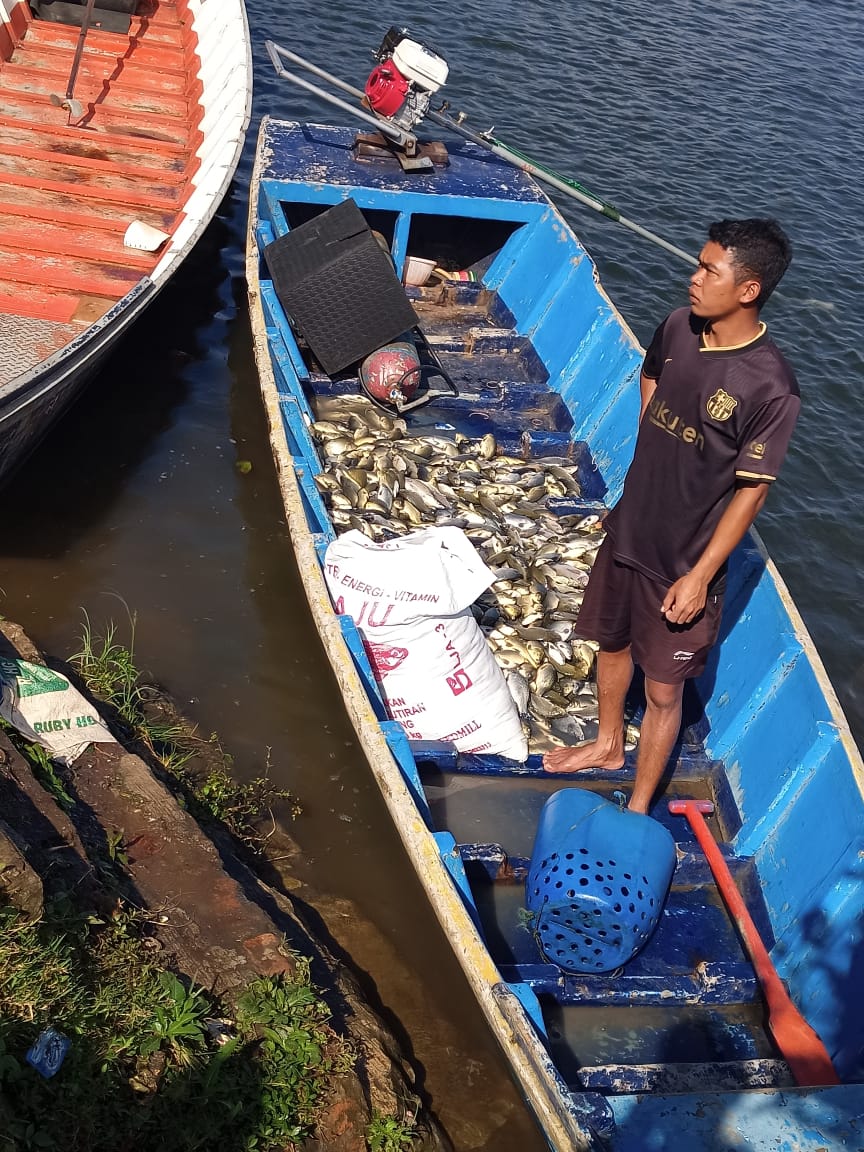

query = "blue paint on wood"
[
  {"left": 335, "top": 615, "right": 387, "bottom": 719},
  {"left": 433, "top": 830, "right": 482, "bottom": 930},
  {"left": 608, "top": 1084, "right": 864, "bottom": 1150},
  {"left": 253, "top": 119, "right": 864, "bottom": 1147},
  {"left": 380, "top": 721, "right": 432, "bottom": 826}
]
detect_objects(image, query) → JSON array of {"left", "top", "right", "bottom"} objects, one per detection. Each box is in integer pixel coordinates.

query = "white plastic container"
[
  {"left": 403, "top": 256, "right": 436, "bottom": 286},
  {"left": 391, "top": 38, "right": 449, "bottom": 92}
]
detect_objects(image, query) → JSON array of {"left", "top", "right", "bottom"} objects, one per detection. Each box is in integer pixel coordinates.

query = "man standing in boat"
[{"left": 544, "top": 219, "right": 798, "bottom": 814}]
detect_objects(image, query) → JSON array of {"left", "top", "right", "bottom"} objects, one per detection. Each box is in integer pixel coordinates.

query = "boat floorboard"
[{"left": 0, "top": 0, "right": 201, "bottom": 389}]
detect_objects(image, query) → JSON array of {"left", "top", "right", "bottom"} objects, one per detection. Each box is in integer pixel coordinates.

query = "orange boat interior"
[{"left": 0, "top": 0, "right": 203, "bottom": 385}]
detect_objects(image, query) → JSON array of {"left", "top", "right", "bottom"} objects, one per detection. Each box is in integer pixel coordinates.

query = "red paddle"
[{"left": 668, "top": 798, "right": 840, "bottom": 1087}]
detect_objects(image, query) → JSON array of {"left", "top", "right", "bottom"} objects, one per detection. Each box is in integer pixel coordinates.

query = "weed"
[
  {"left": 105, "top": 830, "right": 127, "bottom": 868},
  {"left": 139, "top": 972, "right": 208, "bottom": 1065},
  {"left": 1, "top": 735, "right": 74, "bottom": 811},
  {"left": 71, "top": 611, "right": 142, "bottom": 730},
  {"left": 0, "top": 902, "right": 351, "bottom": 1150},
  {"left": 69, "top": 615, "right": 300, "bottom": 851},
  {"left": 366, "top": 1110, "right": 418, "bottom": 1151}
]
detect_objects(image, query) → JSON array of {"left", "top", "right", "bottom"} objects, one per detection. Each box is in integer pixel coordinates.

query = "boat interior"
[
  {"left": 0, "top": 0, "right": 203, "bottom": 386},
  {"left": 256, "top": 119, "right": 864, "bottom": 1133}
]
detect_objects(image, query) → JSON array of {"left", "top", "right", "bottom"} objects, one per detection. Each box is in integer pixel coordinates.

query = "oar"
[
  {"left": 668, "top": 799, "right": 839, "bottom": 1087},
  {"left": 49, "top": 0, "right": 98, "bottom": 121},
  {"left": 263, "top": 39, "right": 698, "bottom": 268},
  {"left": 425, "top": 109, "right": 697, "bottom": 267}
]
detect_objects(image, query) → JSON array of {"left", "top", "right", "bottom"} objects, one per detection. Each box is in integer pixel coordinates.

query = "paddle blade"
[{"left": 769, "top": 1003, "right": 840, "bottom": 1087}]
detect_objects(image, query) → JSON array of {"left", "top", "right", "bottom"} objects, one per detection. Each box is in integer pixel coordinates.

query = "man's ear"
[{"left": 740, "top": 279, "right": 761, "bottom": 304}]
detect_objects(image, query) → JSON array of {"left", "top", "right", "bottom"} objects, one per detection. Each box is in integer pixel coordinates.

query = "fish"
[{"left": 309, "top": 394, "right": 605, "bottom": 751}]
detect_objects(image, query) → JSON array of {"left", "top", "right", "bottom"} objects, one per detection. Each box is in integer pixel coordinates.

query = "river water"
[{"left": 1, "top": 2, "right": 862, "bottom": 1148}]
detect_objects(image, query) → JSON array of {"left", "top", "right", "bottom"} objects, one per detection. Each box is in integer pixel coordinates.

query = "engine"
[{"left": 364, "top": 26, "right": 449, "bottom": 132}]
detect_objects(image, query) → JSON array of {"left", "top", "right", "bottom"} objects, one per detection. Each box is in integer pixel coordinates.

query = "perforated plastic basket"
[{"left": 526, "top": 788, "right": 676, "bottom": 973}]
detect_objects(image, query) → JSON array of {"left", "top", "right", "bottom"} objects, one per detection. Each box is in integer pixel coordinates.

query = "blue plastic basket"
[{"left": 526, "top": 788, "right": 676, "bottom": 973}]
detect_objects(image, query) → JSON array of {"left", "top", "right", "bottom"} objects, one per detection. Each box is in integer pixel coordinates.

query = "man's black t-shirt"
[{"left": 603, "top": 307, "right": 800, "bottom": 590}]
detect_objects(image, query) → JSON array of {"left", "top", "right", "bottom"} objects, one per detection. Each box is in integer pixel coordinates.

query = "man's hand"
[{"left": 661, "top": 571, "right": 709, "bottom": 624}]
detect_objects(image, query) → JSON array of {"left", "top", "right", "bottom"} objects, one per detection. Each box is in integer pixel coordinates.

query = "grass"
[
  {"left": 366, "top": 1111, "right": 418, "bottom": 1151},
  {"left": 69, "top": 612, "right": 300, "bottom": 850},
  {"left": 0, "top": 900, "right": 351, "bottom": 1151},
  {"left": 0, "top": 614, "right": 363, "bottom": 1148}
]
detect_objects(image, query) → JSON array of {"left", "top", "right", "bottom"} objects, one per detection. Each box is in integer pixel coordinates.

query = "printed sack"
[{"left": 324, "top": 526, "right": 527, "bottom": 761}]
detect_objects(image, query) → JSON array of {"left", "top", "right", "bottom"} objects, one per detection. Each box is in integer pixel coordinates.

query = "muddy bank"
[{"left": 0, "top": 621, "right": 450, "bottom": 1151}]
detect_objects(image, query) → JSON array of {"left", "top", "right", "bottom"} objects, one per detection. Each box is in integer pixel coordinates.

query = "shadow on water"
[{"left": 0, "top": 212, "right": 234, "bottom": 562}]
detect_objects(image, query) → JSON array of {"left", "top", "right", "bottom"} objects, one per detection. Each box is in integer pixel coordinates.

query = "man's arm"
[
  {"left": 639, "top": 371, "right": 658, "bottom": 422},
  {"left": 661, "top": 481, "right": 770, "bottom": 624}
]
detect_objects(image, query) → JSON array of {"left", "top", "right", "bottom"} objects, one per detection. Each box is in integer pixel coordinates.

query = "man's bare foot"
[{"left": 543, "top": 741, "right": 626, "bottom": 774}]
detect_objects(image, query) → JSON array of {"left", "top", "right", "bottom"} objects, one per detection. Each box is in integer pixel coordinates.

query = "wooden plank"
[
  {"left": 0, "top": 280, "right": 80, "bottom": 323},
  {"left": 0, "top": 188, "right": 176, "bottom": 232},
  {"left": 0, "top": 248, "right": 143, "bottom": 298},
  {"left": 0, "top": 162, "right": 183, "bottom": 210},
  {"left": 0, "top": 93, "right": 199, "bottom": 147},
  {"left": 0, "top": 216, "right": 160, "bottom": 270},
  {"left": 0, "top": 120, "right": 189, "bottom": 171},
  {"left": 9, "top": 48, "right": 191, "bottom": 93},
  {"left": 0, "top": 66, "right": 194, "bottom": 119},
  {"left": 0, "top": 137, "right": 189, "bottom": 185},
  {"left": 11, "top": 31, "right": 188, "bottom": 72},
  {"left": 26, "top": 18, "right": 184, "bottom": 52},
  {"left": 0, "top": 111, "right": 190, "bottom": 156}
]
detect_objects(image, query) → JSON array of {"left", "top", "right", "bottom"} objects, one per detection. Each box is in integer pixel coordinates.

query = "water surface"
[{"left": 1, "top": 2, "right": 861, "bottom": 1147}]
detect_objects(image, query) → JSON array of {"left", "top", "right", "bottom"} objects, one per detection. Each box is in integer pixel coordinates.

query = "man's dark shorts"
[{"left": 576, "top": 537, "right": 723, "bottom": 684}]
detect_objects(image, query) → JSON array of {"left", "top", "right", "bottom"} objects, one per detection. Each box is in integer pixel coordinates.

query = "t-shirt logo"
[
  {"left": 706, "top": 388, "right": 738, "bottom": 421},
  {"left": 747, "top": 441, "right": 766, "bottom": 460}
]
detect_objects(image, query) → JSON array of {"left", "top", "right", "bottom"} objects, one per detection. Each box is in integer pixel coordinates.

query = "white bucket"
[
  {"left": 123, "top": 219, "right": 170, "bottom": 252},
  {"left": 403, "top": 256, "right": 436, "bottom": 286}
]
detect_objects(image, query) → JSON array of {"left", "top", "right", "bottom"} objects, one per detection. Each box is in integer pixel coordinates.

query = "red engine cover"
[{"left": 364, "top": 62, "right": 409, "bottom": 118}]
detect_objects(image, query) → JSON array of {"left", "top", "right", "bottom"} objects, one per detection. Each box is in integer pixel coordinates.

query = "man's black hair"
[{"left": 708, "top": 218, "right": 792, "bottom": 308}]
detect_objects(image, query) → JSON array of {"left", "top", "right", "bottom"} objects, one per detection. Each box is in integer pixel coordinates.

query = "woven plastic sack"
[
  {"left": 324, "top": 526, "right": 527, "bottom": 761},
  {"left": 0, "top": 658, "right": 115, "bottom": 765}
]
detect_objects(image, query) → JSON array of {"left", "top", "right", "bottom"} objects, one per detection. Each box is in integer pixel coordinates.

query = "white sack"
[
  {"left": 324, "top": 526, "right": 527, "bottom": 761},
  {"left": 0, "top": 658, "right": 116, "bottom": 765}
]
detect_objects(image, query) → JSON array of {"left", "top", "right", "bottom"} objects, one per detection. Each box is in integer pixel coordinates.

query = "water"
[{"left": 1, "top": 1, "right": 862, "bottom": 1147}]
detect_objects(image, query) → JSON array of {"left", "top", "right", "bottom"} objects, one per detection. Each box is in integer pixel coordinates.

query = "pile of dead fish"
[{"left": 310, "top": 395, "right": 639, "bottom": 754}]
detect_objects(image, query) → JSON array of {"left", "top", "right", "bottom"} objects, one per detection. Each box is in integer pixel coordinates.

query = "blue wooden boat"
[{"left": 246, "top": 115, "right": 864, "bottom": 1150}]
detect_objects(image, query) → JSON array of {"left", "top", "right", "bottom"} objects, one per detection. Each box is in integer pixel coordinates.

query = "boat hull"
[
  {"left": 247, "top": 116, "right": 864, "bottom": 1151},
  {"left": 0, "top": 0, "right": 252, "bottom": 486}
]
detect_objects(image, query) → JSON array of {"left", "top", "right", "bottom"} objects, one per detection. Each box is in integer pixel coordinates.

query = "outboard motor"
[{"left": 364, "top": 27, "right": 449, "bottom": 133}]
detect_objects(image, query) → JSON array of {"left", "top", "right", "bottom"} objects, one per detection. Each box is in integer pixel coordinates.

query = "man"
[{"left": 543, "top": 218, "right": 798, "bottom": 814}]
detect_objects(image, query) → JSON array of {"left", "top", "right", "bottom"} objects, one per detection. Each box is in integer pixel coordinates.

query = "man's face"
[{"left": 689, "top": 240, "right": 760, "bottom": 321}]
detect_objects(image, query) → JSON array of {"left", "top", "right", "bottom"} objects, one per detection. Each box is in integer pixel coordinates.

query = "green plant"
[
  {"left": 236, "top": 962, "right": 354, "bottom": 1142},
  {"left": 19, "top": 741, "right": 74, "bottom": 811},
  {"left": 366, "top": 1110, "right": 417, "bottom": 1152},
  {"left": 0, "top": 902, "right": 350, "bottom": 1150},
  {"left": 105, "top": 829, "right": 127, "bottom": 867},
  {"left": 71, "top": 611, "right": 142, "bottom": 729},
  {"left": 139, "top": 971, "right": 208, "bottom": 1065},
  {"left": 70, "top": 615, "right": 300, "bottom": 851}
]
